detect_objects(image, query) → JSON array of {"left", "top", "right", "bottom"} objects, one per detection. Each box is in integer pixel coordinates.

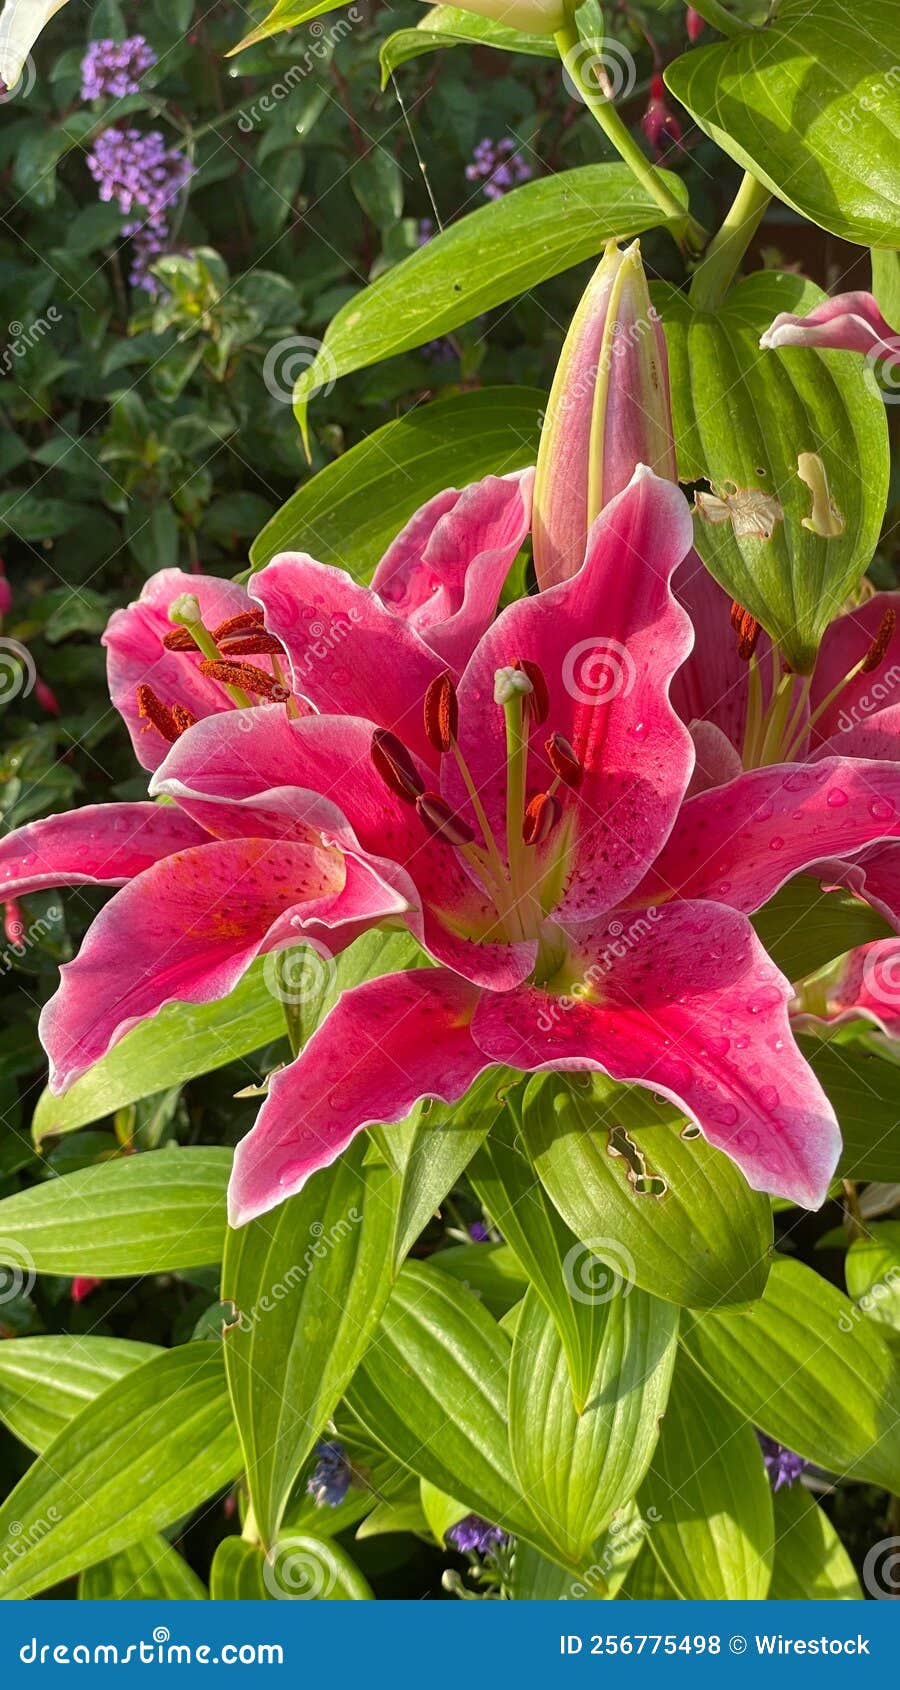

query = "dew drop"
[{"left": 826, "top": 788, "right": 848, "bottom": 808}]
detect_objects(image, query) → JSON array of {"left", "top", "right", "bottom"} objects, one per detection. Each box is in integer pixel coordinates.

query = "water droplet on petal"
[
  {"left": 826, "top": 787, "right": 848, "bottom": 808},
  {"left": 768, "top": 836, "right": 785, "bottom": 850}
]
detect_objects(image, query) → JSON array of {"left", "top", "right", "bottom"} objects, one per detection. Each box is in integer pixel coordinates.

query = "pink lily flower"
[
  {"left": 148, "top": 464, "right": 852, "bottom": 1226},
  {"left": 0, "top": 477, "right": 532, "bottom": 1092},
  {"left": 759, "top": 291, "right": 899, "bottom": 359}
]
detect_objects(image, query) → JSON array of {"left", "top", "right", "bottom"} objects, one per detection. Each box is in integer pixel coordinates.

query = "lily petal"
[
  {"left": 473, "top": 900, "right": 840, "bottom": 1210},
  {"left": 670, "top": 551, "right": 773, "bottom": 753},
  {"left": 795, "top": 939, "right": 900, "bottom": 1038},
  {"left": 807, "top": 591, "right": 900, "bottom": 756},
  {"left": 371, "top": 470, "right": 533, "bottom": 674},
  {"left": 445, "top": 465, "right": 695, "bottom": 920},
  {"left": 760, "top": 291, "right": 898, "bottom": 356},
  {"left": 104, "top": 569, "right": 255, "bottom": 770},
  {"left": 41, "top": 839, "right": 401, "bottom": 1092},
  {"left": 228, "top": 968, "right": 489, "bottom": 1224},
  {"left": 0, "top": 803, "right": 208, "bottom": 896}
]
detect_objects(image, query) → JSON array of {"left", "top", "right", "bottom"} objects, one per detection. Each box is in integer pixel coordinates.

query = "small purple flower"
[
  {"left": 306, "top": 1440, "right": 352, "bottom": 1508},
  {"left": 465, "top": 137, "right": 532, "bottom": 201},
  {"left": 86, "top": 128, "right": 193, "bottom": 291},
  {"left": 469, "top": 1221, "right": 490, "bottom": 1242},
  {"left": 447, "top": 1513, "right": 508, "bottom": 1555},
  {"left": 757, "top": 1431, "right": 808, "bottom": 1491},
  {"left": 417, "top": 218, "right": 435, "bottom": 246},
  {"left": 81, "top": 36, "right": 157, "bottom": 102}
]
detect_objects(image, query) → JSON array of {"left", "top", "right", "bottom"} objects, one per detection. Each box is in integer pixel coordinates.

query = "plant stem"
[
  {"left": 689, "top": 169, "right": 772, "bottom": 310},
  {"left": 554, "top": 23, "right": 706, "bottom": 257},
  {"left": 685, "top": 0, "right": 751, "bottom": 37}
]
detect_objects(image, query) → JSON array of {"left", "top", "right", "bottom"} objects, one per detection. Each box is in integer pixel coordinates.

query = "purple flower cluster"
[
  {"left": 81, "top": 36, "right": 157, "bottom": 101},
  {"left": 757, "top": 1432, "right": 809, "bottom": 1491},
  {"left": 86, "top": 127, "right": 192, "bottom": 292},
  {"left": 465, "top": 137, "right": 532, "bottom": 201},
  {"left": 306, "top": 1440, "right": 352, "bottom": 1508},
  {"left": 446, "top": 1514, "right": 508, "bottom": 1555}
]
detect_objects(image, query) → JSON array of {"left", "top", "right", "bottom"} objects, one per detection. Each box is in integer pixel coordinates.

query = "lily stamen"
[
  {"left": 545, "top": 732, "right": 583, "bottom": 788},
  {"left": 198, "top": 659, "right": 290, "bottom": 702},
  {"left": 523, "top": 791, "right": 561, "bottom": 846},
  {"left": 371, "top": 729, "right": 425, "bottom": 804},
  {"left": 423, "top": 672, "right": 458, "bottom": 754},
  {"left": 416, "top": 792, "right": 476, "bottom": 847},
  {"left": 136, "top": 684, "right": 180, "bottom": 745}
]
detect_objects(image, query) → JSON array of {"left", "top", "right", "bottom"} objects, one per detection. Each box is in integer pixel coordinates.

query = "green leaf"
[
  {"left": 520, "top": 1073, "right": 772, "bottom": 1309},
  {"left": 659, "top": 270, "right": 888, "bottom": 671},
  {"left": 640, "top": 1352, "right": 773, "bottom": 1599},
  {"left": 0, "top": 1336, "right": 160, "bottom": 1453},
  {"left": 251, "top": 388, "right": 542, "bottom": 576},
  {"left": 752, "top": 879, "right": 891, "bottom": 983},
  {"left": 32, "top": 959, "right": 285, "bottom": 1140},
  {"left": 222, "top": 1139, "right": 397, "bottom": 1546},
  {"left": 682, "top": 1256, "right": 900, "bottom": 1492},
  {"left": 510, "top": 1502, "right": 644, "bottom": 1600},
  {"left": 419, "top": 1476, "right": 470, "bottom": 1546},
  {"left": 388, "top": 1067, "right": 515, "bottom": 1269},
  {"left": 262, "top": 1533, "right": 374, "bottom": 1599},
  {"left": 210, "top": 1538, "right": 269, "bottom": 1600},
  {"left": 345, "top": 1261, "right": 561, "bottom": 1559},
  {"left": 0, "top": 1148, "right": 230, "bottom": 1275},
  {"left": 471, "top": 1106, "right": 625, "bottom": 1411},
  {"left": 0, "top": 1345, "right": 241, "bottom": 1598},
  {"left": 845, "top": 1220, "right": 900, "bottom": 1329},
  {"left": 231, "top": 0, "right": 345, "bottom": 54},
  {"left": 508, "top": 1285, "right": 677, "bottom": 1565},
  {"left": 799, "top": 1038, "right": 900, "bottom": 1182},
  {"left": 872, "top": 248, "right": 900, "bottom": 326},
  {"left": 80, "top": 1537, "right": 207, "bottom": 1600},
  {"left": 294, "top": 167, "right": 688, "bottom": 445},
  {"left": 768, "top": 1485, "right": 862, "bottom": 1599},
  {"left": 665, "top": 1, "right": 900, "bottom": 246},
  {"left": 431, "top": 1242, "right": 528, "bottom": 1318},
  {"left": 379, "top": 6, "right": 554, "bottom": 83}
]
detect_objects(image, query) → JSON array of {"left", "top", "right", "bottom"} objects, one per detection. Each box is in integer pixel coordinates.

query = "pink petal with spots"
[
  {"left": 636, "top": 759, "right": 900, "bottom": 914},
  {"left": 473, "top": 900, "right": 840, "bottom": 1210},
  {"left": 152, "top": 707, "right": 535, "bottom": 991},
  {"left": 444, "top": 465, "right": 695, "bottom": 922},
  {"left": 0, "top": 803, "right": 208, "bottom": 897},
  {"left": 760, "top": 291, "right": 899, "bottom": 355},
  {"left": 371, "top": 470, "right": 533, "bottom": 673},
  {"left": 807, "top": 591, "right": 900, "bottom": 756},
  {"left": 40, "top": 840, "right": 402, "bottom": 1093},
  {"left": 104, "top": 569, "right": 255, "bottom": 770},
  {"left": 228, "top": 969, "right": 489, "bottom": 1224},
  {"left": 250, "top": 555, "right": 445, "bottom": 763},
  {"left": 670, "top": 551, "right": 774, "bottom": 753},
  {"left": 686, "top": 721, "right": 744, "bottom": 798}
]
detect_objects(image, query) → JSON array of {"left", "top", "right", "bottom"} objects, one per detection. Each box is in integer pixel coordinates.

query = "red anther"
[
  {"left": 416, "top": 792, "right": 476, "bottom": 847},
  {"left": 371, "top": 729, "right": 425, "bottom": 804},
  {"left": 136, "top": 684, "right": 180, "bottom": 743},
  {"left": 861, "top": 607, "right": 897, "bottom": 674},
  {"left": 172, "top": 703, "right": 197, "bottom": 735},
  {"left": 218, "top": 633, "right": 284, "bottom": 657},
  {"left": 198, "top": 659, "right": 289, "bottom": 701},
  {"left": 523, "top": 791, "right": 561, "bottom": 846},
  {"left": 545, "top": 732, "right": 583, "bottom": 788},
  {"left": 211, "top": 609, "right": 266, "bottom": 641},
  {"left": 423, "top": 671, "right": 458, "bottom": 753},
  {"left": 729, "top": 600, "right": 745, "bottom": 634},
  {"left": 162, "top": 627, "right": 200, "bottom": 651},
  {"left": 736, "top": 610, "right": 761, "bottom": 661},
  {"left": 515, "top": 659, "right": 550, "bottom": 723}
]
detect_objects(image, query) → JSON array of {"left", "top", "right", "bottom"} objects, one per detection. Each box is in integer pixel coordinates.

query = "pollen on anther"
[
  {"left": 198, "top": 659, "right": 289, "bottom": 700},
  {"left": 861, "top": 607, "right": 896, "bottom": 674},
  {"left": 212, "top": 609, "right": 266, "bottom": 641},
  {"left": 162, "top": 627, "right": 200, "bottom": 652},
  {"left": 423, "top": 672, "right": 458, "bottom": 754},
  {"left": 218, "top": 633, "right": 284, "bottom": 657},
  {"left": 523, "top": 791, "right": 560, "bottom": 846},
  {"left": 545, "top": 732, "right": 583, "bottom": 788},
  {"left": 136, "top": 684, "right": 179, "bottom": 744}
]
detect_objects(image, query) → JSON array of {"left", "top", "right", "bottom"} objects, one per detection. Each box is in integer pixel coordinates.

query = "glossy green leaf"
[
  {"left": 509, "top": 1285, "right": 677, "bottom": 1565},
  {"left": 0, "top": 1345, "right": 241, "bottom": 1598},
  {"left": 431, "top": 1242, "right": 528, "bottom": 1318},
  {"left": 380, "top": 7, "right": 553, "bottom": 83},
  {"left": 659, "top": 271, "right": 888, "bottom": 672},
  {"left": 0, "top": 1147, "right": 230, "bottom": 1275},
  {"left": 510, "top": 1500, "right": 644, "bottom": 1600},
  {"left": 798, "top": 1038, "right": 900, "bottom": 1182},
  {"left": 768, "top": 1484, "right": 862, "bottom": 1599},
  {"left": 520, "top": 1073, "right": 772, "bottom": 1308},
  {"left": 386, "top": 1067, "right": 515, "bottom": 1269},
  {"left": 80, "top": 1537, "right": 207, "bottom": 1600},
  {"left": 845, "top": 1220, "right": 900, "bottom": 1329},
  {"left": 210, "top": 1538, "right": 268, "bottom": 1600},
  {"left": 682, "top": 1257, "right": 900, "bottom": 1492},
  {"left": 230, "top": 0, "right": 342, "bottom": 54},
  {"left": 222, "top": 1138, "right": 396, "bottom": 1546},
  {"left": 355, "top": 1491, "right": 428, "bottom": 1540},
  {"left": 294, "top": 166, "right": 688, "bottom": 444},
  {"left": 871, "top": 248, "right": 900, "bottom": 326},
  {"left": 345, "top": 1261, "right": 561, "bottom": 1559},
  {"left": 419, "top": 1476, "right": 469, "bottom": 1547},
  {"left": 263, "top": 1533, "right": 374, "bottom": 1599},
  {"left": 752, "top": 879, "right": 891, "bottom": 983},
  {"left": 251, "top": 388, "right": 542, "bottom": 574},
  {"left": 665, "top": 1, "right": 900, "bottom": 246},
  {"left": 619, "top": 1542, "right": 679, "bottom": 1599},
  {"left": 0, "top": 1336, "right": 160, "bottom": 1453},
  {"left": 640, "top": 1351, "right": 773, "bottom": 1600}
]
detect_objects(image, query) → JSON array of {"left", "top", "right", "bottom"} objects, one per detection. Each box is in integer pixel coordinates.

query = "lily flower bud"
[{"left": 533, "top": 239, "right": 677, "bottom": 588}]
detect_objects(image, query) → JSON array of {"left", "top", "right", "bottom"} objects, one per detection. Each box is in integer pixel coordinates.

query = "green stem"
[
  {"left": 684, "top": 0, "right": 751, "bottom": 38},
  {"left": 554, "top": 23, "right": 706, "bottom": 257},
  {"left": 689, "top": 169, "right": 772, "bottom": 310}
]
